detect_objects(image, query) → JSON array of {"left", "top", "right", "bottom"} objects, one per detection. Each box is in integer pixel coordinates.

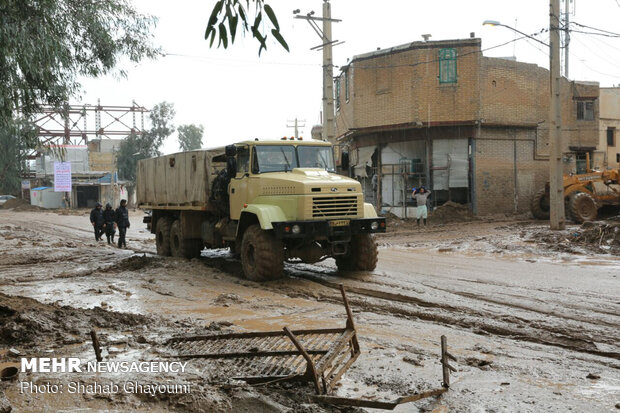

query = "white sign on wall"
[{"left": 54, "top": 162, "right": 72, "bottom": 192}]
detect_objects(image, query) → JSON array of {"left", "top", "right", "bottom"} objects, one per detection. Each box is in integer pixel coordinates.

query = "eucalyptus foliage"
[
  {"left": 178, "top": 124, "right": 204, "bottom": 152},
  {"left": 0, "top": 119, "right": 37, "bottom": 194},
  {"left": 0, "top": 0, "right": 159, "bottom": 123},
  {"left": 205, "top": 0, "right": 288, "bottom": 55}
]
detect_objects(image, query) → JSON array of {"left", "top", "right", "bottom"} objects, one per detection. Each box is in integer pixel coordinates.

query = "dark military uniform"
[
  {"left": 89, "top": 203, "right": 105, "bottom": 241},
  {"left": 103, "top": 204, "right": 116, "bottom": 244},
  {"left": 115, "top": 203, "right": 130, "bottom": 248}
]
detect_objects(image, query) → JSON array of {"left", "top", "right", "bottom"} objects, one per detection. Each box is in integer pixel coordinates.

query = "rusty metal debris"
[
  {"left": 90, "top": 329, "right": 103, "bottom": 362},
  {"left": 313, "top": 335, "right": 456, "bottom": 410},
  {"left": 167, "top": 285, "right": 359, "bottom": 394},
  {"left": 167, "top": 284, "right": 457, "bottom": 408}
]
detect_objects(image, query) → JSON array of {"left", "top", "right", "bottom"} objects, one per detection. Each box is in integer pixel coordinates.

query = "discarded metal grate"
[
  {"left": 167, "top": 285, "right": 359, "bottom": 394},
  {"left": 313, "top": 334, "right": 457, "bottom": 410}
]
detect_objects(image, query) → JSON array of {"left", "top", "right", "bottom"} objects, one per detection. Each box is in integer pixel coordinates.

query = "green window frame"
[
  {"left": 344, "top": 70, "right": 350, "bottom": 102},
  {"left": 439, "top": 48, "right": 457, "bottom": 83},
  {"left": 334, "top": 77, "right": 341, "bottom": 110}
]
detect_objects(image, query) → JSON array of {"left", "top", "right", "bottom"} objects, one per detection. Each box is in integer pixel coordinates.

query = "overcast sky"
[{"left": 76, "top": 0, "right": 620, "bottom": 154}]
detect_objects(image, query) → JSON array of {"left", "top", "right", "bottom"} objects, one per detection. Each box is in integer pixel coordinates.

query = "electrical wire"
[{"left": 571, "top": 21, "right": 620, "bottom": 37}]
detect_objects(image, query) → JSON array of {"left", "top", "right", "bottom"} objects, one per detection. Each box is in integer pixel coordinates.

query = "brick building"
[
  {"left": 598, "top": 87, "right": 620, "bottom": 169},
  {"left": 334, "top": 37, "right": 599, "bottom": 215}
]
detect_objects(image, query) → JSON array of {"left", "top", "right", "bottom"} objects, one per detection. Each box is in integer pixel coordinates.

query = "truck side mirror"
[
  {"left": 225, "top": 144, "right": 237, "bottom": 157},
  {"left": 341, "top": 151, "right": 349, "bottom": 170}
]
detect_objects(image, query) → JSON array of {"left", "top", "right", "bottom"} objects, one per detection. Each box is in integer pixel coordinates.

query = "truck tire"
[
  {"left": 156, "top": 217, "right": 172, "bottom": 256},
  {"left": 569, "top": 192, "right": 597, "bottom": 223},
  {"left": 531, "top": 189, "right": 550, "bottom": 220},
  {"left": 335, "top": 234, "right": 378, "bottom": 272},
  {"left": 170, "top": 219, "right": 203, "bottom": 258},
  {"left": 240, "top": 224, "right": 284, "bottom": 281}
]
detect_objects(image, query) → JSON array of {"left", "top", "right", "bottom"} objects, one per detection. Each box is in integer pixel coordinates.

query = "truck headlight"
[
  {"left": 370, "top": 221, "right": 379, "bottom": 230},
  {"left": 292, "top": 224, "right": 301, "bottom": 234}
]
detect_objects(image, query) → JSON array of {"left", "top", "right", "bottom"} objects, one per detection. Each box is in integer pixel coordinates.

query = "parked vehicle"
[
  {"left": 0, "top": 195, "right": 16, "bottom": 206},
  {"left": 137, "top": 139, "right": 385, "bottom": 280}
]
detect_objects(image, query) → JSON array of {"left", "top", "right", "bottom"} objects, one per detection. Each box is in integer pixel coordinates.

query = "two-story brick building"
[{"left": 334, "top": 37, "right": 599, "bottom": 216}]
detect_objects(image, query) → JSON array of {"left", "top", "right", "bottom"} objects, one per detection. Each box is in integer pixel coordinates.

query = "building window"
[
  {"left": 617, "top": 153, "right": 620, "bottom": 163},
  {"left": 576, "top": 100, "right": 594, "bottom": 120},
  {"left": 439, "top": 48, "right": 457, "bottom": 83},
  {"left": 334, "top": 77, "right": 340, "bottom": 110},
  {"left": 607, "top": 127, "right": 616, "bottom": 147}
]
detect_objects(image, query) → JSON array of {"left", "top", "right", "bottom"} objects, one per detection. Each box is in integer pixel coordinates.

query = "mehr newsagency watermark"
[{"left": 17, "top": 357, "right": 191, "bottom": 395}]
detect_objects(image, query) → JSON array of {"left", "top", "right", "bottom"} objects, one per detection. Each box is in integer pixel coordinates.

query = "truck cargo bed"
[{"left": 136, "top": 149, "right": 225, "bottom": 210}]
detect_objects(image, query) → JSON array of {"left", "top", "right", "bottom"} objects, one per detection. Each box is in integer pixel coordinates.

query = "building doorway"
[{"left": 76, "top": 186, "right": 99, "bottom": 208}]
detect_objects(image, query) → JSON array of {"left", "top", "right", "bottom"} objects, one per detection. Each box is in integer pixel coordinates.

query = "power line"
[
  {"left": 571, "top": 21, "right": 620, "bottom": 37},
  {"left": 163, "top": 52, "right": 320, "bottom": 67}
]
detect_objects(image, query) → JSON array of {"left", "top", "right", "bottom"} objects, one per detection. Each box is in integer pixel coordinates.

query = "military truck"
[{"left": 137, "top": 139, "right": 386, "bottom": 280}]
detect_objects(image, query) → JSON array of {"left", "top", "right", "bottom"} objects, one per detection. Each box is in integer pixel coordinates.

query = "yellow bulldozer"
[{"left": 531, "top": 156, "right": 620, "bottom": 223}]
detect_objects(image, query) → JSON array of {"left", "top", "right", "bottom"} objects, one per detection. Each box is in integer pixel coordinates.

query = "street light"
[{"left": 482, "top": 20, "right": 548, "bottom": 47}]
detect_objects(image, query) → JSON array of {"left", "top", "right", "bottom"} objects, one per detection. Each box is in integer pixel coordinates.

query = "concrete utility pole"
[
  {"left": 294, "top": 1, "right": 342, "bottom": 143},
  {"left": 564, "top": 0, "right": 570, "bottom": 78},
  {"left": 549, "top": 0, "right": 566, "bottom": 229},
  {"left": 286, "top": 118, "right": 306, "bottom": 139}
]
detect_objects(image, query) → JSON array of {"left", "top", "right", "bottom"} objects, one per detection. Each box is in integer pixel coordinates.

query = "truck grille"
[{"left": 312, "top": 196, "right": 358, "bottom": 218}]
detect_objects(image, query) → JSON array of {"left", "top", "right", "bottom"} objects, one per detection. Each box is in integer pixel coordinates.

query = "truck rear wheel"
[
  {"left": 240, "top": 224, "right": 284, "bottom": 281},
  {"left": 531, "top": 189, "right": 550, "bottom": 220},
  {"left": 170, "top": 219, "right": 203, "bottom": 258},
  {"left": 569, "top": 192, "right": 597, "bottom": 223},
  {"left": 156, "top": 217, "right": 172, "bottom": 256},
  {"left": 335, "top": 234, "right": 378, "bottom": 272}
]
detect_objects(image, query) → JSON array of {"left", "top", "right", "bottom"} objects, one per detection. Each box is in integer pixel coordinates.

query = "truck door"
[{"left": 229, "top": 145, "right": 250, "bottom": 220}]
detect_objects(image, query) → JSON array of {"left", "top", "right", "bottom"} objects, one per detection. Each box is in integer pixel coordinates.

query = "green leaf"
[
  {"left": 271, "top": 29, "right": 289, "bottom": 52},
  {"left": 237, "top": 4, "right": 247, "bottom": 28},
  {"left": 263, "top": 4, "right": 279, "bottom": 31},
  {"left": 252, "top": 11, "right": 262, "bottom": 31},
  {"left": 204, "top": 26, "right": 214, "bottom": 40},
  {"left": 229, "top": 15, "right": 238, "bottom": 43},
  {"left": 218, "top": 23, "right": 228, "bottom": 48},
  {"left": 209, "top": 30, "right": 217, "bottom": 47},
  {"left": 207, "top": 0, "right": 224, "bottom": 27}
]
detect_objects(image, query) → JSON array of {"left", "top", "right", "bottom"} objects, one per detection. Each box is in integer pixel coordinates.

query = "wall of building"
[
  {"left": 473, "top": 128, "right": 548, "bottom": 215},
  {"left": 481, "top": 57, "right": 599, "bottom": 154},
  {"left": 599, "top": 88, "right": 620, "bottom": 168},
  {"left": 335, "top": 38, "right": 481, "bottom": 137}
]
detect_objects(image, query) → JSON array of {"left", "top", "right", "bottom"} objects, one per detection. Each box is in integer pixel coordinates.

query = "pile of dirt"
[
  {"left": 571, "top": 222, "right": 620, "bottom": 253},
  {"left": 0, "top": 198, "right": 43, "bottom": 211},
  {"left": 101, "top": 254, "right": 158, "bottom": 272},
  {"left": 530, "top": 221, "right": 620, "bottom": 254},
  {"left": 430, "top": 201, "right": 474, "bottom": 223},
  {"left": 0, "top": 293, "right": 152, "bottom": 346}
]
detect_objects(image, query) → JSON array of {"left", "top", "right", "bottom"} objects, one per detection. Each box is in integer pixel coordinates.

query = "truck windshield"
[
  {"left": 297, "top": 146, "right": 335, "bottom": 172},
  {"left": 254, "top": 145, "right": 298, "bottom": 172},
  {"left": 253, "top": 145, "right": 335, "bottom": 173}
]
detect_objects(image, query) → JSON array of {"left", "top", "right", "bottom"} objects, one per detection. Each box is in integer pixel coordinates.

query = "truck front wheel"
[
  {"left": 335, "top": 234, "right": 378, "bottom": 272},
  {"left": 240, "top": 224, "right": 284, "bottom": 281}
]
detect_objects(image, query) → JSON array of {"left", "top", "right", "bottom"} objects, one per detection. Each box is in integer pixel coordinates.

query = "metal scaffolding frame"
[{"left": 29, "top": 100, "right": 149, "bottom": 158}]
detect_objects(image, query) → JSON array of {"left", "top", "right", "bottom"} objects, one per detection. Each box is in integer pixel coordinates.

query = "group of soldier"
[{"left": 89, "top": 200, "right": 131, "bottom": 248}]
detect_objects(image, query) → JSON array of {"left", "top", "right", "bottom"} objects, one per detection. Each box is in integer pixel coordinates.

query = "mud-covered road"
[{"left": 1, "top": 209, "right": 619, "bottom": 412}]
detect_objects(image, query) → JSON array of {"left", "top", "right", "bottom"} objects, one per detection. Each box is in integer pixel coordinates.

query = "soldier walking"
[
  {"left": 89, "top": 202, "right": 105, "bottom": 241},
  {"left": 103, "top": 203, "right": 116, "bottom": 245},
  {"left": 115, "top": 199, "right": 130, "bottom": 248}
]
